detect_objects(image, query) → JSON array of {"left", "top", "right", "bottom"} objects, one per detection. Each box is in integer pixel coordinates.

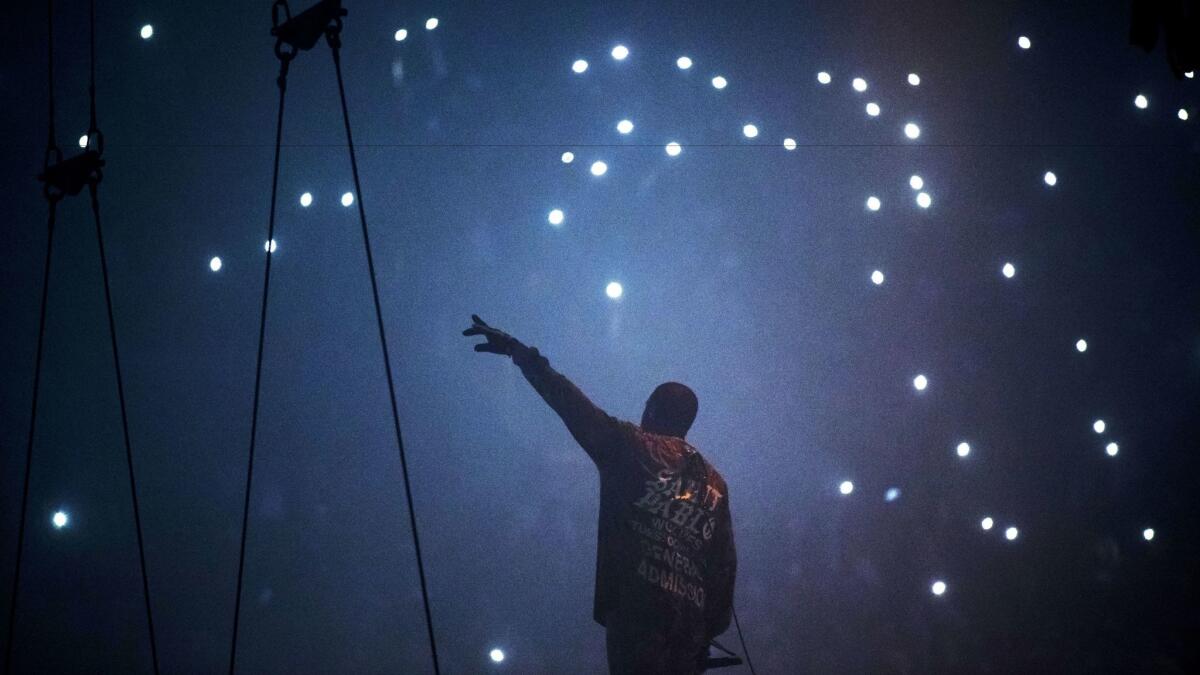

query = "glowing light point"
[
  {"left": 742, "top": 124, "right": 759, "bottom": 138},
  {"left": 1106, "top": 442, "right": 1119, "bottom": 457},
  {"left": 1005, "top": 526, "right": 1019, "bottom": 541},
  {"left": 981, "top": 517, "right": 994, "bottom": 531},
  {"left": 572, "top": 59, "right": 588, "bottom": 74},
  {"left": 611, "top": 44, "right": 629, "bottom": 61},
  {"left": 1143, "top": 528, "right": 1155, "bottom": 541},
  {"left": 1187, "top": 71, "right": 1195, "bottom": 79},
  {"left": 956, "top": 442, "right": 971, "bottom": 458},
  {"left": 711, "top": 76, "right": 727, "bottom": 90},
  {"left": 908, "top": 73, "right": 921, "bottom": 86},
  {"left": 817, "top": 71, "right": 831, "bottom": 85},
  {"left": 839, "top": 480, "right": 854, "bottom": 495},
  {"left": 209, "top": 257, "right": 222, "bottom": 272},
  {"left": 1093, "top": 419, "right": 1106, "bottom": 434},
  {"left": 590, "top": 160, "right": 608, "bottom": 176},
  {"left": 1017, "top": 35, "right": 1031, "bottom": 49},
  {"left": 866, "top": 196, "right": 881, "bottom": 211},
  {"left": 1043, "top": 171, "right": 1057, "bottom": 186},
  {"left": 140, "top": 24, "right": 154, "bottom": 40},
  {"left": 852, "top": 77, "right": 867, "bottom": 92},
  {"left": 1134, "top": 94, "right": 1148, "bottom": 109},
  {"left": 264, "top": 239, "right": 278, "bottom": 253},
  {"left": 1178, "top": 108, "right": 1190, "bottom": 121},
  {"left": 783, "top": 138, "right": 797, "bottom": 151},
  {"left": 866, "top": 102, "right": 881, "bottom": 117},
  {"left": 605, "top": 281, "right": 623, "bottom": 299},
  {"left": 871, "top": 270, "right": 885, "bottom": 285},
  {"left": 299, "top": 192, "right": 313, "bottom": 207},
  {"left": 561, "top": 151, "right": 574, "bottom": 164},
  {"left": 52, "top": 511, "right": 68, "bottom": 528},
  {"left": 490, "top": 648, "right": 505, "bottom": 663},
  {"left": 904, "top": 122, "right": 921, "bottom": 139},
  {"left": 665, "top": 142, "right": 682, "bottom": 157},
  {"left": 341, "top": 192, "right": 354, "bottom": 207},
  {"left": 913, "top": 374, "right": 928, "bottom": 391},
  {"left": 885, "top": 487, "right": 901, "bottom": 502},
  {"left": 394, "top": 29, "right": 408, "bottom": 42},
  {"left": 931, "top": 580, "right": 947, "bottom": 596},
  {"left": 1076, "top": 339, "right": 1088, "bottom": 353},
  {"left": 547, "top": 209, "right": 564, "bottom": 226},
  {"left": 425, "top": 17, "right": 439, "bottom": 30},
  {"left": 676, "top": 56, "right": 693, "bottom": 70},
  {"left": 909, "top": 175, "right": 924, "bottom": 190},
  {"left": 78, "top": 134, "right": 88, "bottom": 149},
  {"left": 916, "top": 192, "right": 932, "bottom": 209},
  {"left": 616, "top": 119, "right": 634, "bottom": 134},
  {"left": 1002, "top": 262, "right": 1016, "bottom": 278}
]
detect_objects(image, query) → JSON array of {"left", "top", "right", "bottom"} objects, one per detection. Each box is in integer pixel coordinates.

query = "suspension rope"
[
  {"left": 732, "top": 605, "right": 757, "bottom": 675},
  {"left": 228, "top": 52, "right": 290, "bottom": 675},
  {"left": 329, "top": 31, "right": 441, "bottom": 674}
]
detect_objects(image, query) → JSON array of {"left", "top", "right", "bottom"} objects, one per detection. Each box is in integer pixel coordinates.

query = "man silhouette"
[{"left": 464, "top": 315, "right": 737, "bottom": 674}]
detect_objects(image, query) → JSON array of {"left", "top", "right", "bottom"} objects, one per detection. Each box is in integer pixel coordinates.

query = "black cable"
[
  {"left": 329, "top": 38, "right": 442, "bottom": 675},
  {"left": 228, "top": 55, "right": 290, "bottom": 675},
  {"left": 732, "top": 605, "right": 757, "bottom": 675},
  {"left": 3, "top": 203, "right": 56, "bottom": 675}
]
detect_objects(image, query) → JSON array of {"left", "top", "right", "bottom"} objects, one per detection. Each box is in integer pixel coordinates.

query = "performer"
[{"left": 464, "top": 315, "right": 737, "bottom": 674}]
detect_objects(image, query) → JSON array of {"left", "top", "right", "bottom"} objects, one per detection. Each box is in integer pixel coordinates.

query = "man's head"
[{"left": 641, "top": 382, "right": 699, "bottom": 438}]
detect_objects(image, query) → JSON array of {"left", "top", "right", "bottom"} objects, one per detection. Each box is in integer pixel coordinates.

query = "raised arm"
[{"left": 463, "top": 314, "right": 638, "bottom": 467}]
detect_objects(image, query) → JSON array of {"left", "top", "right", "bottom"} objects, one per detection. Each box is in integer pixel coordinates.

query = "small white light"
[
  {"left": 711, "top": 75, "right": 728, "bottom": 90},
  {"left": 1043, "top": 171, "right": 1057, "bottom": 186},
  {"left": 916, "top": 192, "right": 932, "bottom": 209},
  {"left": 210, "top": 256, "right": 223, "bottom": 272},
  {"left": 1178, "top": 108, "right": 1189, "bottom": 121},
  {"left": 665, "top": 142, "right": 682, "bottom": 157},
  {"left": 140, "top": 24, "right": 154, "bottom": 40},
  {"left": 1002, "top": 262, "right": 1016, "bottom": 278},
  {"left": 1076, "top": 339, "right": 1088, "bottom": 353},
  {"left": 341, "top": 192, "right": 354, "bottom": 207},
  {"left": 865, "top": 102, "right": 881, "bottom": 117},
  {"left": 852, "top": 77, "right": 867, "bottom": 92},
  {"left": 904, "top": 122, "right": 921, "bottom": 139},
  {"left": 871, "top": 270, "right": 885, "bottom": 285},
  {"left": 590, "top": 160, "right": 608, "bottom": 176},
  {"left": 1093, "top": 419, "right": 1105, "bottom": 434},
  {"left": 931, "top": 580, "right": 947, "bottom": 596},
  {"left": 817, "top": 71, "right": 832, "bottom": 84},
  {"left": 1134, "top": 94, "right": 1148, "bottom": 109},
  {"left": 866, "top": 196, "right": 881, "bottom": 211},
  {"left": 425, "top": 17, "right": 439, "bottom": 30},
  {"left": 264, "top": 239, "right": 278, "bottom": 253},
  {"left": 913, "top": 374, "right": 928, "bottom": 391},
  {"left": 1017, "top": 35, "right": 1031, "bottom": 49},
  {"left": 606, "top": 281, "right": 623, "bottom": 299},
  {"left": 572, "top": 59, "right": 589, "bottom": 74},
  {"left": 561, "top": 151, "right": 575, "bottom": 163},
  {"left": 490, "top": 648, "right": 505, "bottom": 663},
  {"left": 956, "top": 442, "right": 971, "bottom": 458},
  {"left": 1005, "top": 526, "right": 1019, "bottom": 541},
  {"left": 611, "top": 44, "right": 629, "bottom": 61},
  {"left": 839, "top": 480, "right": 854, "bottom": 495},
  {"left": 300, "top": 192, "right": 313, "bottom": 207},
  {"left": 394, "top": 29, "right": 408, "bottom": 42},
  {"left": 783, "top": 138, "right": 797, "bottom": 151},
  {"left": 908, "top": 73, "right": 920, "bottom": 86},
  {"left": 78, "top": 134, "right": 88, "bottom": 149},
  {"left": 981, "top": 517, "right": 994, "bottom": 531},
  {"left": 616, "top": 119, "right": 634, "bottom": 134},
  {"left": 885, "top": 487, "right": 901, "bottom": 502},
  {"left": 676, "top": 56, "right": 693, "bottom": 70},
  {"left": 548, "top": 209, "right": 564, "bottom": 226},
  {"left": 1106, "top": 442, "right": 1119, "bottom": 457},
  {"left": 1142, "top": 528, "right": 1155, "bottom": 541},
  {"left": 742, "top": 124, "right": 759, "bottom": 138},
  {"left": 1187, "top": 71, "right": 1195, "bottom": 79},
  {"left": 52, "top": 511, "right": 68, "bottom": 529},
  {"left": 909, "top": 175, "right": 924, "bottom": 190}
]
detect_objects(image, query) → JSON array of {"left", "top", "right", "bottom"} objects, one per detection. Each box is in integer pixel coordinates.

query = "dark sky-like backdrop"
[{"left": 2, "top": 1, "right": 1199, "bottom": 673}]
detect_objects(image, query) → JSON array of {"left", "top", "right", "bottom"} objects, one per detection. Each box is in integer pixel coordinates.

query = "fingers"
[
  {"left": 474, "top": 343, "right": 506, "bottom": 354},
  {"left": 471, "top": 314, "right": 489, "bottom": 327}
]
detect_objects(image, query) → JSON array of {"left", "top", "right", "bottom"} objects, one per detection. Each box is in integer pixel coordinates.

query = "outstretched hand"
[{"left": 462, "top": 314, "right": 524, "bottom": 357}]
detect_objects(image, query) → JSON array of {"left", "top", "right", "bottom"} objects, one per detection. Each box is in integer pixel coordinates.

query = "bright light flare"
[
  {"left": 711, "top": 75, "right": 727, "bottom": 90},
  {"left": 300, "top": 192, "right": 313, "bottom": 207},
  {"left": 209, "top": 256, "right": 222, "bottom": 272},
  {"left": 394, "top": 29, "right": 408, "bottom": 42},
  {"left": 1044, "top": 171, "right": 1057, "bottom": 186},
  {"left": 140, "top": 24, "right": 154, "bottom": 40},
  {"left": 852, "top": 77, "right": 867, "bottom": 92},
  {"left": 425, "top": 17, "right": 439, "bottom": 30},
  {"left": 676, "top": 56, "right": 692, "bottom": 70},
  {"left": 52, "top": 511, "right": 68, "bottom": 529},
  {"left": 916, "top": 192, "right": 932, "bottom": 208},
  {"left": 1179, "top": 108, "right": 1190, "bottom": 121},
  {"left": 817, "top": 71, "right": 831, "bottom": 84},
  {"left": 490, "top": 648, "right": 505, "bottom": 663},
  {"left": 78, "top": 134, "right": 88, "bottom": 149},
  {"left": 611, "top": 44, "right": 629, "bottom": 61},
  {"left": 561, "top": 151, "right": 574, "bottom": 163},
  {"left": 548, "top": 209, "right": 564, "bottom": 226},
  {"left": 783, "top": 138, "right": 797, "bottom": 151},
  {"left": 616, "top": 119, "right": 634, "bottom": 134},
  {"left": 1134, "top": 94, "right": 1148, "bottom": 109},
  {"left": 1002, "top": 262, "right": 1016, "bottom": 278},
  {"left": 341, "top": 192, "right": 354, "bottom": 207},
  {"left": 908, "top": 73, "right": 920, "bottom": 86},
  {"left": 264, "top": 239, "right": 277, "bottom": 253},
  {"left": 904, "top": 122, "right": 921, "bottom": 139},
  {"left": 742, "top": 124, "right": 759, "bottom": 138},
  {"left": 885, "top": 487, "right": 901, "bottom": 502},
  {"left": 913, "top": 374, "right": 928, "bottom": 391},
  {"left": 1076, "top": 339, "right": 1088, "bottom": 353},
  {"left": 1093, "top": 419, "right": 1106, "bottom": 434},
  {"left": 590, "top": 161, "right": 608, "bottom": 176},
  {"left": 665, "top": 142, "right": 682, "bottom": 157},
  {"left": 871, "top": 270, "right": 884, "bottom": 285},
  {"left": 572, "top": 59, "right": 588, "bottom": 74},
  {"left": 606, "top": 281, "right": 623, "bottom": 299},
  {"left": 931, "top": 580, "right": 947, "bottom": 596},
  {"left": 909, "top": 175, "right": 924, "bottom": 190},
  {"left": 956, "top": 442, "right": 971, "bottom": 458},
  {"left": 866, "top": 102, "right": 880, "bottom": 117},
  {"left": 1005, "top": 526, "right": 1019, "bottom": 541},
  {"left": 839, "top": 480, "right": 854, "bottom": 495},
  {"left": 1106, "top": 442, "right": 1119, "bottom": 457},
  {"left": 1018, "top": 35, "right": 1031, "bottom": 49},
  {"left": 1143, "top": 528, "right": 1155, "bottom": 541},
  {"left": 981, "top": 517, "right": 994, "bottom": 531},
  {"left": 866, "top": 196, "right": 881, "bottom": 211}
]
